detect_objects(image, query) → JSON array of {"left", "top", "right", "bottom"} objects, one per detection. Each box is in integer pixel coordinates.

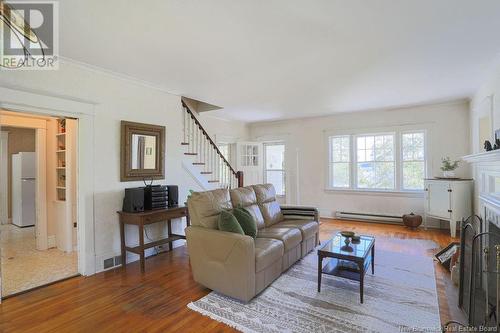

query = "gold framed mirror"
[{"left": 120, "top": 121, "right": 165, "bottom": 181}]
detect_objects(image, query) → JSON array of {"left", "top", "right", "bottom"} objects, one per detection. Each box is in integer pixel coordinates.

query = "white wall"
[
  {"left": 469, "top": 62, "right": 500, "bottom": 214},
  {"left": 0, "top": 60, "right": 248, "bottom": 271},
  {"left": 470, "top": 62, "right": 500, "bottom": 154},
  {"left": 249, "top": 101, "right": 471, "bottom": 226},
  {"left": 199, "top": 113, "right": 248, "bottom": 144}
]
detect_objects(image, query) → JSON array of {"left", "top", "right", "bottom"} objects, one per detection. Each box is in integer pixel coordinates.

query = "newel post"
[{"left": 236, "top": 171, "right": 244, "bottom": 187}]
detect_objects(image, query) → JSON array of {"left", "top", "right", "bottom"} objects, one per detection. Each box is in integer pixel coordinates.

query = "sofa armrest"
[
  {"left": 280, "top": 205, "right": 319, "bottom": 221},
  {"left": 185, "top": 226, "right": 256, "bottom": 302}
]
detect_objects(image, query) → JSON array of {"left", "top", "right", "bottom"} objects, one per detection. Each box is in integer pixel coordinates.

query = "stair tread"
[
  {"left": 208, "top": 180, "right": 220, "bottom": 183},
  {"left": 192, "top": 162, "right": 205, "bottom": 165},
  {"left": 184, "top": 153, "right": 198, "bottom": 155},
  {"left": 200, "top": 172, "right": 212, "bottom": 174},
  {"left": 181, "top": 142, "right": 189, "bottom": 145}
]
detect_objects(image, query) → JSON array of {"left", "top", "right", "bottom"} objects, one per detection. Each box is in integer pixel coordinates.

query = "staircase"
[{"left": 181, "top": 101, "right": 243, "bottom": 189}]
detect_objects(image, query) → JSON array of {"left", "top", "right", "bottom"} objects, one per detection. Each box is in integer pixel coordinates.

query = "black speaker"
[
  {"left": 122, "top": 187, "right": 144, "bottom": 213},
  {"left": 167, "top": 185, "right": 178, "bottom": 207},
  {"left": 144, "top": 185, "right": 168, "bottom": 210}
]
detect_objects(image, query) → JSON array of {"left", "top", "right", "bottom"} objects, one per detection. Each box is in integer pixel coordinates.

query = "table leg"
[
  {"left": 359, "top": 262, "right": 364, "bottom": 303},
  {"left": 317, "top": 255, "right": 322, "bottom": 292},
  {"left": 119, "top": 220, "right": 126, "bottom": 270},
  {"left": 138, "top": 224, "right": 145, "bottom": 273},
  {"left": 167, "top": 219, "right": 173, "bottom": 251},
  {"left": 371, "top": 244, "right": 375, "bottom": 274}
]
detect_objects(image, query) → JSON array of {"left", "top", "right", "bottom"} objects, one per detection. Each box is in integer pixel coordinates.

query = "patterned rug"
[{"left": 188, "top": 245, "right": 441, "bottom": 333}]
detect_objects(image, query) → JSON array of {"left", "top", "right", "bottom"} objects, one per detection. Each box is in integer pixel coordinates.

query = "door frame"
[
  {"left": 0, "top": 86, "right": 96, "bottom": 281},
  {"left": 0, "top": 131, "right": 8, "bottom": 225}
]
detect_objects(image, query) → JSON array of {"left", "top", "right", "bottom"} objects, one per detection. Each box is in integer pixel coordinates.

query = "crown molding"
[{"left": 59, "top": 56, "right": 182, "bottom": 97}]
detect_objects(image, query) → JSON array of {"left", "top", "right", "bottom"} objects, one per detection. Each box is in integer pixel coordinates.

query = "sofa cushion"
[
  {"left": 252, "top": 184, "right": 283, "bottom": 227},
  {"left": 254, "top": 238, "right": 284, "bottom": 272},
  {"left": 187, "top": 189, "right": 233, "bottom": 229},
  {"left": 277, "top": 220, "right": 318, "bottom": 240},
  {"left": 218, "top": 210, "right": 244, "bottom": 235},
  {"left": 257, "top": 227, "right": 302, "bottom": 251},
  {"left": 230, "top": 186, "right": 265, "bottom": 229},
  {"left": 233, "top": 207, "right": 257, "bottom": 239}
]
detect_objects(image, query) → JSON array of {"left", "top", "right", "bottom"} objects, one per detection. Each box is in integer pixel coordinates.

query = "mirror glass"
[{"left": 131, "top": 134, "right": 157, "bottom": 170}]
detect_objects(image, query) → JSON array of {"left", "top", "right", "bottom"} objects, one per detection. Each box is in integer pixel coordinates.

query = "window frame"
[
  {"left": 263, "top": 142, "right": 286, "bottom": 197},
  {"left": 326, "top": 127, "right": 427, "bottom": 194}
]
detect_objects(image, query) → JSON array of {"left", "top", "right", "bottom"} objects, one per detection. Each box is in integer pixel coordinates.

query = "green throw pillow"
[
  {"left": 218, "top": 210, "right": 244, "bottom": 235},
  {"left": 233, "top": 207, "right": 257, "bottom": 239}
]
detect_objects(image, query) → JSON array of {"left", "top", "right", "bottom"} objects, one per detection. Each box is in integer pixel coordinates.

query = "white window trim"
[
  {"left": 263, "top": 141, "right": 286, "bottom": 197},
  {"left": 325, "top": 125, "right": 429, "bottom": 194}
]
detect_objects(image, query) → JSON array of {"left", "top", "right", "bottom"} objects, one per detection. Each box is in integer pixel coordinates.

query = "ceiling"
[{"left": 59, "top": 0, "right": 500, "bottom": 122}]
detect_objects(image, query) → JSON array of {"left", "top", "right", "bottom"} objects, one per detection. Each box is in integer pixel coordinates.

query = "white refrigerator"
[{"left": 12, "top": 152, "right": 36, "bottom": 227}]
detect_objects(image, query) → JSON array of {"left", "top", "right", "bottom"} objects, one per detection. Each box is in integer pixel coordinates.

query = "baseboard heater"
[{"left": 335, "top": 211, "right": 403, "bottom": 223}]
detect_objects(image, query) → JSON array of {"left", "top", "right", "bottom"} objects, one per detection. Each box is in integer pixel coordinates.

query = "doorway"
[{"left": 0, "top": 110, "right": 79, "bottom": 298}]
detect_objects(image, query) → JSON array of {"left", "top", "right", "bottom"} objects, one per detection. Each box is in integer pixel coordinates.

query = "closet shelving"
[{"left": 56, "top": 119, "right": 67, "bottom": 201}]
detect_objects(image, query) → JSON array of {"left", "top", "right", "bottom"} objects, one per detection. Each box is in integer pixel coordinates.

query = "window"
[
  {"left": 240, "top": 144, "right": 258, "bottom": 166},
  {"left": 264, "top": 143, "right": 285, "bottom": 196},
  {"left": 401, "top": 132, "right": 425, "bottom": 190},
  {"left": 356, "top": 134, "right": 394, "bottom": 190},
  {"left": 328, "top": 130, "right": 426, "bottom": 192},
  {"left": 329, "top": 136, "right": 350, "bottom": 188}
]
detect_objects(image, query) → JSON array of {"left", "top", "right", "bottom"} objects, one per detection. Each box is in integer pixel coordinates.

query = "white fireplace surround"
[{"left": 462, "top": 150, "right": 500, "bottom": 229}]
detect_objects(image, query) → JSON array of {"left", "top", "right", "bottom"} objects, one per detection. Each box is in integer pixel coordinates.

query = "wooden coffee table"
[{"left": 317, "top": 233, "right": 375, "bottom": 303}]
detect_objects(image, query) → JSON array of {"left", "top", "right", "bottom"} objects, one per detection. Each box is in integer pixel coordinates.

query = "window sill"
[{"left": 324, "top": 188, "right": 424, "bottom": 198}]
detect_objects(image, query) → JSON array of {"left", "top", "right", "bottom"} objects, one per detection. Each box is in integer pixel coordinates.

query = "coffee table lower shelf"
[{"left": 321, "top": 257, "right": 371, "bottom": 282}]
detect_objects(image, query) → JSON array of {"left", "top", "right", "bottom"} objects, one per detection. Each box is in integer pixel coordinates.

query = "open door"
[{"left": 236, "top": 142, "right": 263, "bottom": 186}]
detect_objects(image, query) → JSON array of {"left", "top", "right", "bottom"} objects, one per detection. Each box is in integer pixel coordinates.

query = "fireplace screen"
[{"left": 459, "top": 213, "right": 500, "bottom": 329}]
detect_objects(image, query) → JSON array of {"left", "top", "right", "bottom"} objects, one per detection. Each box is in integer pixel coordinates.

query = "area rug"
[{"left": 188, "top": 245, "right": 441, "bottom": 333}]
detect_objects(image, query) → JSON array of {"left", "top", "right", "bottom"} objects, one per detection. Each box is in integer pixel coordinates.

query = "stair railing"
[{"left": 182, "top": 101, "right": 243, "bottom": 188}]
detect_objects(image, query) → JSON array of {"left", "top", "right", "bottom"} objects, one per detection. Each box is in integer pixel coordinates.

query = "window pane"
[
  {"left": 402, "top": 132, "right": 424, "bottom": 161},
  {"left": 266, "top": 170, "right": 285, "bottom": 195},
  {"left": 403, "top": 161, "right": 425, "bottom": 190},
  {"left": 357, "top": 162, "right": 375, "bottom": 188},
  {"left": 357, "top": 136, "right": 365, "bottom": 150},
  {"left": 331, "top": 136, "right": 350, "bottom": 163},
  {"left": 332, "top": 163, "right": 350, "bottom": 187},
  {"left": 357, "top": 162, "right": 395, "bottom": 189},
  {"left": 357, "top": 149, "right": 366, "bottom": 162},
  {"left": 265, "top": 144, "right": 284, "bottom": 170}
]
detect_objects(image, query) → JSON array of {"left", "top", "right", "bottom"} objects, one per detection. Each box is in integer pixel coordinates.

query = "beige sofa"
[{"left": 186, "top": 184, "right": 319, "bottom": 302}]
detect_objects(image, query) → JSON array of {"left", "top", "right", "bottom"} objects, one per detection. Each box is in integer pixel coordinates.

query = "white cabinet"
[{"left": 424, "top": 179, "right": 473, "bottom": 238}]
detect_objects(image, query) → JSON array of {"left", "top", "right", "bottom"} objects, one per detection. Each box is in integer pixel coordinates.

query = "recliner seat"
[{"left": 186, "top": 184, "right": 319, "bottom": 302}]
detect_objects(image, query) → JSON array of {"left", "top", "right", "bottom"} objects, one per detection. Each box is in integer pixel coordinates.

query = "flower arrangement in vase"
[{"left": 440, "top": 157, "right": 459, "bottom": 178}]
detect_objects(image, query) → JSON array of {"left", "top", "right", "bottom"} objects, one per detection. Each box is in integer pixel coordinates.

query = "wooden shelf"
[
  {"left": 56, "top": 186, "right": 66, "bottom": 190},
  {"left": 56, "top": 133, "right": 66, "bottom": 136},
  {"left": 125, "top": 236, "right": 184, "bottom": 254},
  {"left": 56, "top": 150, "right": 66, "bottom": 153}
]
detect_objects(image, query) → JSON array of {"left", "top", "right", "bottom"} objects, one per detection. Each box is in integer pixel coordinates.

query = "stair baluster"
[{"left": 181, "top": 101, "right": 243, "bottom": 188}]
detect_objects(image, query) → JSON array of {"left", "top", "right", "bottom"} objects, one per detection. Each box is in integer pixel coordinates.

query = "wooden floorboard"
[{"left": 0, "top": 219, "right": 465, "bottom": 332}]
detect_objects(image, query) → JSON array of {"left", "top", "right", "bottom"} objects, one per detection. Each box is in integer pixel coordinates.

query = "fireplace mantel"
[{"left": 462, "top": 150, "right": 500, "bottom": 163}]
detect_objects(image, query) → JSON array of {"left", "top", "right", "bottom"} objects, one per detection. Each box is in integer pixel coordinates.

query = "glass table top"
[{"left": 319, "top": 233, "right": 374, "bottom": 258}]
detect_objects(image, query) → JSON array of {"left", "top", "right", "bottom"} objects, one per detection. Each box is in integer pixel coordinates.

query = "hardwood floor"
[{"left": 0, "top": 219, "right": 465, "bottom": 332}]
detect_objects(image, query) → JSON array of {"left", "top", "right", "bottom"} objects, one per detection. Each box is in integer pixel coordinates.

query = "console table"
[{"left": 117, "top": 206, "right": 189, "bottom": 273}]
